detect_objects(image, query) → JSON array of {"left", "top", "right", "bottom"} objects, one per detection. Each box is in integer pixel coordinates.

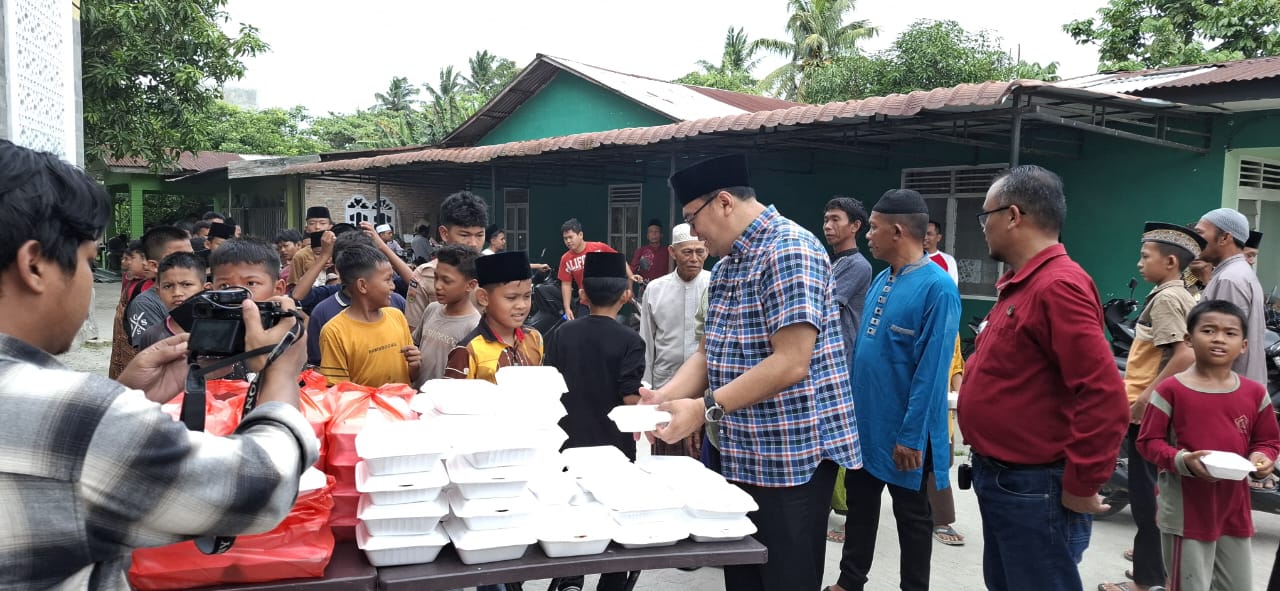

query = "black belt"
[{"left": 973, "top": 452, "right": 1065, "bottom": 471}]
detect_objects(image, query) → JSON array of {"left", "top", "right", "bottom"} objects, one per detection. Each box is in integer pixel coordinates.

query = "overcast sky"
[{"left": 222, "top": 0, "right": 1110, "bottom": 114}]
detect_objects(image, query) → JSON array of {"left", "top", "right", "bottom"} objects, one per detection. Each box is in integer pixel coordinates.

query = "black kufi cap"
[
  {"left": 208, "top": 222, "right": 235, "bottom": 240},
  {"left": 306, "top": 206, "right": 331, "bottom": 220},
  {"left": 476, "top": 251, "right": 531, "bottom": 285},
  {"left": 1142, "top": 221, "right": 1206, "bottom": 258},
  {"left": 1247, "top": 230, "right": 1264, "bottom": 249},
  {"left": 668, "top": 154, "right": 751, "bottom": 204},
  {"left": 872, "top": 189, "right": 929, "bottom": 215},
  {"left": 583, "top": 252, "right": 628, "bottom": 279}
]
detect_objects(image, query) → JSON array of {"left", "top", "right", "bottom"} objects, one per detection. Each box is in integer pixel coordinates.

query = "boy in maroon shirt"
[{"left": 1137, "top": 299, "right": 1280, "bottom": 590}]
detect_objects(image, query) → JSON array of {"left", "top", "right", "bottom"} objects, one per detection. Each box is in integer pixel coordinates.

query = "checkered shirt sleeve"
[
  {"left": 0, "top": 336, "right": 318, "bottom": 590},
  {"left": 704, "top": 207, "right": 861, "bottom": 487}
]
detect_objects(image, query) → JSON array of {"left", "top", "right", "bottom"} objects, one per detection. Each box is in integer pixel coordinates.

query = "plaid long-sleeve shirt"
[
  {"left": 0, "top": 333, "right": 319, "bottom": 590},
  {"left": 705, "top": 205, "right": 862, "bottom": 487}
]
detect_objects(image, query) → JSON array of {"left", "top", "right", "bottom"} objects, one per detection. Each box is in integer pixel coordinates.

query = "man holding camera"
[{"left": 0, "top": 141, "right": 318, "bottom": 589}]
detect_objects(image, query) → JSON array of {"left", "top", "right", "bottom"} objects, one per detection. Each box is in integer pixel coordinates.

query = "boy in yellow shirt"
[{"left": 319, "top": 244, "right": 420, "bottom": 387}]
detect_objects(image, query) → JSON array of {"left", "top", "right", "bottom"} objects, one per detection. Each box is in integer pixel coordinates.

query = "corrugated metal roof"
[
  {"left": 105, "top": 151, "right": 245, "bottom": 173},
  {"left": 283, "top": 80, "right": 1034, "bottom": 175},
  {"left": 441, "top": 54, "right": 802, "bottom": 147},
  {"left": 1055, "top": 56, "right": 1280, "bottom": 94}
]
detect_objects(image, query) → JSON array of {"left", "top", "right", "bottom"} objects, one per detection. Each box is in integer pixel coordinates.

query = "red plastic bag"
[
  {"left": 128, "top": 476, "right": 337, "bottom": 590},
  {"left": 323, "top": 382, "right": 415, "bottom": 532},
  {"left": 163, "top": 380, "right": 250, "bottom": 437},
  {"left": 299, "top": 368, "right": 328, "bottom": 392}
]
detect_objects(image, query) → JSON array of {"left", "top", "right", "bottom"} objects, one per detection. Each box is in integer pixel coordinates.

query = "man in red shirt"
[
  {"left": 631, "top": 219, "right": 670, "bottom": 284},
  {"left": 958, "top": 165, "right": 1128, "bottom": 591},
  {"left": 558, "top": 218, "right": 639, "bottom": 320}
]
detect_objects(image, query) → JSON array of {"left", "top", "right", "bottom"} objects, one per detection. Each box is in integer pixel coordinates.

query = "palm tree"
[
  {"left": 374, "top": 76, "right": 419, "bottom": 113},
  {"left": 423, "top": 65, "right": 468, "bottom": 137},
  {"left": 751, "top": 0, "right": 878, "bottom": 101},
  {"left": 463, "top": 50, "right": 519, "bottom": 100},
  {"left": 721, "top": 27, "right": 761, "bottom": 73}
]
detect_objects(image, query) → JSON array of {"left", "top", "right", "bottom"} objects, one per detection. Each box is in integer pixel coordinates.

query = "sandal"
[
  {"left": 1123, "top": 548, "right": 1134, "bottom": 561},
  {"left": 1250, "top": 476, "right": 1276, "bottom": 490},
  {"left": 932, "top": 525, "right": 965, "bottom": 546},
  {"left": 827, "top": 526, "right": 845, "bottom": 543},
  {"left": 1098, "top": 583, "right": 1132, "bottom": 591}
]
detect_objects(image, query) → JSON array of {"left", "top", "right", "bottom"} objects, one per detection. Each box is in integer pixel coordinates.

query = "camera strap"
[{"left": 179, "top": 343, "right": 276, "bottom": 555}]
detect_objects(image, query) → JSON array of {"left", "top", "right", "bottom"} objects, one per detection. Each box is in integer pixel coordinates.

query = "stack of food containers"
[
  {"left": 421, "top": 368, "right": 572, "bottom": 565},
  {"left": 353, "top": 420, "right": 452, "bottom": 567},
  {"left": 637, "top": 455, "right": 759, "bottom": 543}
]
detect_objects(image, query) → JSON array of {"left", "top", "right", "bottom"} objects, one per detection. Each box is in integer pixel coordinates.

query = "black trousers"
[
  {"left": 723, "top": 461, "right": 838, "bottom": 591},
  {"left": 1126, "top": 424, "right": 1165, "bottom": 587},
  {"left": 838, "top": 459, "right": 934, "bottom": 590}
]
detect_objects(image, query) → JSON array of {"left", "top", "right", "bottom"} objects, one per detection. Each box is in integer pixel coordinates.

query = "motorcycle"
[
  {"left": 525, "top": 250, "right": 574, "bottom": 345},
  {"left": 1103, "top": 277, "right": 1140, "bottom": 372}
]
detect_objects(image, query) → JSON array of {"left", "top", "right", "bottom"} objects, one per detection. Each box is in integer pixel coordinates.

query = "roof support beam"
[
  {"left": 883, "top": 125, "right": 1075, "bottom": 159},
  {"left": 1026, "top": 108, "right": 1211, "bottom": 154}
]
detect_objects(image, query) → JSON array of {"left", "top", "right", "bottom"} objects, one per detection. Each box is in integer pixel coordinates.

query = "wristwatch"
[{"left": 704, "top": 392, "right": 725, "bottom": 423}]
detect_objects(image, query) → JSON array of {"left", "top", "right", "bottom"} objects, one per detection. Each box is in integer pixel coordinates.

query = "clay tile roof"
[
  {"left": 282, "top": 80, "right": 1030, "bottom": 176},
  {"left": 104, "top": 151, "right": 245, "bottom": 173}
]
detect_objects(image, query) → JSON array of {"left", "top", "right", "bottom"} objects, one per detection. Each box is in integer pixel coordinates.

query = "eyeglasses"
[
  {"left": 682, "top": 197, "right": 716, "bottom": 229},
  {"left": 976, "top": 205, "right": 1013, "bottom": 228}
]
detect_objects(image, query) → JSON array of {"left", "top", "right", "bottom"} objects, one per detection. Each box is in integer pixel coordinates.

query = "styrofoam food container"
[
  {"left": 356, "top": 522, "right": 450, "bottom": 567},
  {"left": 445, "top": 455, "right": 536, "bottom": 499},
  {"left": 1202, "top": 451, "right": 1256, "bottom": 480},
  {"left": 607, "top": 405, "right": 672, "bottom": 433},
  {"left": 355, "top": 420, "right": 448, "bottom": 476},
  {"left": 612, "top": 520, "right": 688, "bottom": 549},
  {"left": 578, "top": 472, "right": 682, "bottom": 512},
  {"left": 561, "top": 445, "right": 630, "bottom": 471},
  {"left": 687, "top": 516, "right": 757, "bottom": 543},
  {"left": 635, "top": 455, "right": 707, "bottom": 475},
  {"left": 355, "top": 460, "right": 449, "bottom": 505},
  {"left": 453, "top": 429, "right": 568, "bottom": 469},
  {"left": 447, "top": 488, "right": 538, "bottom": 531},
  {"left": 495, "top": 366, "right": 568, "bottom": 396},
  {"left": 357, "top": 493, "right": 449, "bottom": 536},
  {"left": 442, "top": 517, "right": 535, "bottom": 565},
  {"left": 684, "top": 482, "right": 759, "bottom": 519},
  {"left": 529, "top": 472, "right": 589, "bottom": 506},
  {"left": 536, "top": 504, "right": 615, "bottom": 558},
  {"left": 418, "top": 379, "right": 505, "bottom": 415}
]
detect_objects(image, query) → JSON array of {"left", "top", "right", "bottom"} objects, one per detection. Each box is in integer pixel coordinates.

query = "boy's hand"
[
  {"left": 1250, "top": 452, "right": 1275, "bottom": 480},
  {"left": 318, "top": 231, "right": 336, "bottom": 259},
  {"left": 1184, "top": 450, "right": 1218, "bottom": 482},
  {"left": 402, "top": 345, "right": 421, "bottom": 370},
  {"left": 1129, "top": 389, "right": 1152, "bottom": 424}
]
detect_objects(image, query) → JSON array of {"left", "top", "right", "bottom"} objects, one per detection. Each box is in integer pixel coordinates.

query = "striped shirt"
[
  {"left": 0, "top": 333, "right": 319, "bottom": 590},
  {"left": 705, "top": 205, "right": 862, "bottom": 487}
]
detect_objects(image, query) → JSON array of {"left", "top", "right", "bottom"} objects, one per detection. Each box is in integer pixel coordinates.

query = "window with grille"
[
  {"left": 503, "top": 188, "right": 529, "bottom": 252},
  {"left": 608, "top": 184, "right": 642, "bottom": 258},
  {"left": 902, "top": 164, "right": 1005, "bottom": 298}
]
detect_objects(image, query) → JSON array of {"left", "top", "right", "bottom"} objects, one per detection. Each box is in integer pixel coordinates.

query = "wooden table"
[
  {"left": 195, "top": 542, "right": 377, "bottom": 591},
  {"left": 378, "top": 537, "right": 767, "bottom": 591}
]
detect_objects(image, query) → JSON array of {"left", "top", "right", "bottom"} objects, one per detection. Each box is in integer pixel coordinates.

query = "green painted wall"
[{"left": 477, "top": 73, "right": 674, "bottom": 146}]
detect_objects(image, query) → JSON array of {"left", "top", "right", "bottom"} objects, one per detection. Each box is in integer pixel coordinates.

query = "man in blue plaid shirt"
[
  {"left": 0, "top": 141, "right": 318, "bottom": 590},
  {"left": 649, "top": 154, "right": 862, "bottom": 591}
]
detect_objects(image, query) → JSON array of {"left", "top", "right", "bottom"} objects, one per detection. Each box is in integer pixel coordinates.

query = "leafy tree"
[
  {"left": 751, "top": 0, "right": 878, "bottom": 101},
  {"left": 81, "top": 0, "right": 268, "bottom": 171},
  {"left": 676, "top": 27, "right": 763, "bottom": 93},
  {"left": 1065, "top": 0, "right": 1280, "bottom": 70},
  {"left": 464, "top": 51, "right": 520, "bottom": 100},
  {"left": 423, "top": 66, "right": 472, "bottom": 139},
  {"left": 805, "top": 20, "right": 1060, "bottom": 104},
  {"left": 375, "top": 76, "right": 421, "bottom": 113},
  {"left": 201, "top": 102, "right": 330, "bottom": 156}
]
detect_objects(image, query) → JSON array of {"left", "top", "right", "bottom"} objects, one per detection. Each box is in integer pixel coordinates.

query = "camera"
[{"left": 174, "top": 288, "right": 293, "bottom": 357}]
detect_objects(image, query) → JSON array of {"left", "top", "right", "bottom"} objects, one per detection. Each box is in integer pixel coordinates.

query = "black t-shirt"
[{"left": 547, "top": 315, "right": 645, "bottom": 460}]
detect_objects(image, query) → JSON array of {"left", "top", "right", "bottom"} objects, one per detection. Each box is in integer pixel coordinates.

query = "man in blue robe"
[{"left": 829, "top": 188, "right": 960, "bottom": 591}]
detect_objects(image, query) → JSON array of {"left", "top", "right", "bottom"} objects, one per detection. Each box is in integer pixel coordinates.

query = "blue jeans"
[{"left": 972, "top": 454, "right": 1092, "bottom": 591}]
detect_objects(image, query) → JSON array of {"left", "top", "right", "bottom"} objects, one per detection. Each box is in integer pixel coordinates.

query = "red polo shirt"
[{"left": 957, "top": 244, "right": 1128, "bottom": 497}]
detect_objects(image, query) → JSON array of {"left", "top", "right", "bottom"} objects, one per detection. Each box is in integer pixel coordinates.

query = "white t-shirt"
[{"left": 928, "top": 250, "right": 959, "bottom": 285}]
